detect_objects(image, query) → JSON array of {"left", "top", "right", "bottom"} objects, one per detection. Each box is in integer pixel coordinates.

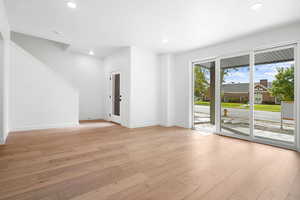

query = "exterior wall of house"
[
  {"left": 222, "top": 92, "right": 276, "bottom": 104},
  {"left": 262, "top": 92, "right": 276, "bottom": 104},
  {"left": 219, "top": 81, "right": 276, "bottom": 104},
  {"left": 223, "top": 93, "right": 249, "bottom": 103},
  {"left": 260, "top": 79, "right": 268, "bottom": 88}
]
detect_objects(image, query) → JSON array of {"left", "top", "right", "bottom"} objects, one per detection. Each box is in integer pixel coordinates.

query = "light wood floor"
[{"left": 0, "top": 121, "right": 299, "bottom": 200}]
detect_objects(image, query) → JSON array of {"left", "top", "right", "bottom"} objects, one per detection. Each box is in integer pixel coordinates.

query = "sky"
[{"left": 223, "top": 61, "right": 293, "bottom": 84}]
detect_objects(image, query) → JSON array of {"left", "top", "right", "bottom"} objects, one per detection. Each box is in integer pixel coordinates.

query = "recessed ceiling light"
[
  {"left": 89, "top": 50, "right": 94, "bottom": 55},
  {"left": 251, "top": 3, "right": 262, "bottom": 11},
  {"left": 162, "top": 39, "right": 169, "bottom": 44},
  {"left": 67, "top": 1, "right": 77, "bottom": 9}
]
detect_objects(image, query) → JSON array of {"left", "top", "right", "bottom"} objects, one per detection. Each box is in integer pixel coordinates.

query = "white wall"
[
  {"left": 130, "top": 47, "right": 160, "bottom": 128},
  {"left": 159, "top": 54, "right": 175, "bottom": 127},
  {"left": 0, "top": 37, "right": 3, "bottom": 140},
  {"left": 11, "top": 32, "right": 105, "bottom": 120},
  {"left": 103, "top": 47, "right": 161, "bottom": 128},
  {"left": 10, "top": 42, "right": 79, "bottom": 131},
  {"left": 0, "top": 0, "right": 10, "bottom": 143},
  {"left": 103, "top": 47, "right": 131, "bottom": 127}
]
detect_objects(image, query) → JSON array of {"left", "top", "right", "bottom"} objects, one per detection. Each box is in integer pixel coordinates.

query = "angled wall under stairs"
[{"left": 9, "top": 41, "right": 79, "bottom": 132}]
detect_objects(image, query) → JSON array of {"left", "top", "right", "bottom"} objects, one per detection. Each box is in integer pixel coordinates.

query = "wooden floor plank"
[{"left": 0, "top": 121, "right": 299, "bottom": 200}]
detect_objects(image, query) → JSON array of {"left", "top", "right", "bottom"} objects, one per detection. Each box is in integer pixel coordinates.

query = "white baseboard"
[
  {"left": 79, "top": 118, "right": 105, "bottom": 121},
  {"left": 159, "top": 122, "right": 175, "bottom": 127},
  {"left": 129, "top": 121, "right": 159, "bottom": 129},
  {"left": 79, "top": 116, "right": 105, "bottom": 121},
  {"left": 10, "top": 122, "right": 79, "bottom": 132}
]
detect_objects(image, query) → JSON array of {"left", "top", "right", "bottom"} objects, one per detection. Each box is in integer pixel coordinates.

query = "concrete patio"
[{"left": 194, "top": 105, "right": 295, "bottom": 143}]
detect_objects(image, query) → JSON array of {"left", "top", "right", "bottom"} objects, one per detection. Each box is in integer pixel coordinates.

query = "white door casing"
[{"left": 110, "top": 72, "right": 121, "bottom": 124}]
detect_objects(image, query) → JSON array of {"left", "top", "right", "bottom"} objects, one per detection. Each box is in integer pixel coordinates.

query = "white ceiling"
[{"left": 4, "top": 0, "right": 300, "bottom": 58}]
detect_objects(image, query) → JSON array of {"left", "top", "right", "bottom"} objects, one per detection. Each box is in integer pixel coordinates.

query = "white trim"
[
  {"left": 215, "top": 58, "right": 221, "bottom": 133},
  {"left": 249, "top": 51, "right": 255, "bottom": 139},
  {"left": 218, "top": 51, "right": 251, "bottom": 61},
  {"left": 191, "top": 57, "right": 217, "bottom": 65},
  {"left": 162, "top": 54, "right": 172, "bottom": 127},
  {"left": 189, "top": 60, "right": 193, "bottom": 129},
  {"left": 1, "top": 36, "right": 11, "bottom": 145},
  {"left": 295, "top": 42, "right": 300, "bottom": 152},
  {"left": 110, "top": 71, "right": 122, "bottom": 124},
  {"left": 10, "top": 122, "right": 80, "bottom": 132},
  {"left": 129, "top": 121, "right": 159, "bottom": 129}
]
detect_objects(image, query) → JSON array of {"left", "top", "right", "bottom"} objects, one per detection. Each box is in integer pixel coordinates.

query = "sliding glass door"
[
  {"left": 217, "top": 44, "right": 297, "bottom": 147},
  {"left": 254, "top": 47, "right": 295, "bottom": 143},
  {"left": 220, "top": 54, "right": 250, "bottom": 136},
  {"left": 193, "top": 60, "right": 216, "bottom": 132}
]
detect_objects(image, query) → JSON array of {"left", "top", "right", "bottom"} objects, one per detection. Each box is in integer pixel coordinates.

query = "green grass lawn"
[{"left": 195, "top": 101, "right": 281, "bottom": 112}]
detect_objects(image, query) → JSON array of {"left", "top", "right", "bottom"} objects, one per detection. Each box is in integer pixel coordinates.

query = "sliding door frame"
[
  {"left": 218, "top": 52, "right": 252, "bottom": 138},
  {"left": 190, "top": 41, "right": 300, "bottom": 151},
  {"left": 252, "top": 44, "right": 298, "bottom": 148},
  {"left": 191, "top": 58, "right": 217, "bottom": 132},
  {"left": 296, "top": 44, "right": 300, "bottom": 152},
  {"left": 218, "top": 44, "right": 298, "bottom": 150}
]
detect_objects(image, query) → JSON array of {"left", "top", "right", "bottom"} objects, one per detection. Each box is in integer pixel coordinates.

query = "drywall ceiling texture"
[
  {"left": 4, "top": 0, "right": 300, "bottom": 57},
  {"left": 11, "top": 32, "right": 106, "bottom": 120}
]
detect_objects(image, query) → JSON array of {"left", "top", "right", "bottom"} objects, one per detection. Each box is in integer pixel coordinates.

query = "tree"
[
  {"left": 269, "top": 65, "right": 294, "bottom": 101},
  {"left": 221, "top": 67, "right": 240, "bottom": 83},
  {"left": 194, "top": 65, "right": 209, "bottom": 100},
  {"left": 221, "top": 68, "right": 229, "bottom": 83}
]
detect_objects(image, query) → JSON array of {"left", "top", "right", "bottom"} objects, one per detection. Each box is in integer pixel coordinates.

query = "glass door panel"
[
  {"left": 111, "top": 72, "right": 121, "bottom": 124},
  {"left": 220, "top": 55, "right": 250, "bottom": 136},
  {"left": 254, "top": 47, "right": 295, "bottom": 143},
  {"left": 193, "top": 61, "right": 216, "bottom": 132},
  {"left": 113, "top": 74, "right": 120, "bottom": 116}
]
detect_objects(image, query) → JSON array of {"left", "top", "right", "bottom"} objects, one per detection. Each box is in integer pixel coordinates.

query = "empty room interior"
[{"left": 1, "top": 0, "right": 300, "bottom": 199}]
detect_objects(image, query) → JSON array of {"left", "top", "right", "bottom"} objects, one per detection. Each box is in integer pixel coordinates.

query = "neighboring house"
[{"left": 221, "top": 79, "right": 279, "bottom": 104}]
